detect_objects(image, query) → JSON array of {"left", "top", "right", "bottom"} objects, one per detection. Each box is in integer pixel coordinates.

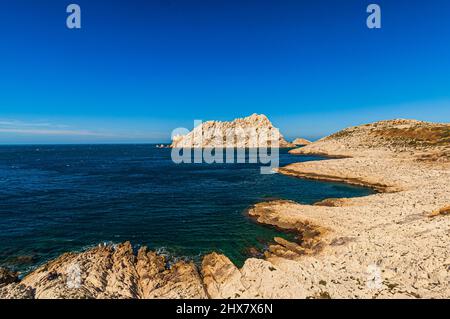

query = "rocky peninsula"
[{"left": 1, "top": 118, "right": 449, "bottom": 299}]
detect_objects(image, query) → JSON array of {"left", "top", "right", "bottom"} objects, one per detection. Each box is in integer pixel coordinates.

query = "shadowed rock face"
[
  {"left": 247, "top": 200, "right": 326, "bottom": 260},
  {"left": 0, "top": 267, "right": 33, "bottom": 300},
  {"left": 0, "top": 242, "right": 208, "bottom": 299},
  {"left": 171, "top": 113, "right": 295, "bottom": 148},
  {"left": 0, "top": 268, "right": 18, "bottom": 286}
]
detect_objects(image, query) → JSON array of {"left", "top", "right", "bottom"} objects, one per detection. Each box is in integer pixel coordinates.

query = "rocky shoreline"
[{"left": 1, "top": 119, "right": 449, "bottom": 299}]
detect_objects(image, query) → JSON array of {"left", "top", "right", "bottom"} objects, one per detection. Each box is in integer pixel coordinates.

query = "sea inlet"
[{"left": 0, "top": 145, "right": 373, "bottom": 272}]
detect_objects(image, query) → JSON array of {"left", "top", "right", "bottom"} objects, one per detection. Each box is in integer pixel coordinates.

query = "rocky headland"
[{"left": 1, "top": 118, "right": 449, "bottom": 299}]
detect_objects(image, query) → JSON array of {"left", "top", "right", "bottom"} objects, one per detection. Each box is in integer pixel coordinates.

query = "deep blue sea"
[{"left": 0, "top": 145, "right": 373, "bottom": 272}]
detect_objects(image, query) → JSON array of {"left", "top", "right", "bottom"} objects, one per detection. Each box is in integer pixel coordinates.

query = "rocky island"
[
  {"left": 292, "top": 138, "right": 311, "bottom": 146},
  {"left": 171, "top": 113, "right": 295, "bottom": 148},
  {"left": 1, "top": 118, "right": 449, "bottom": 299}
]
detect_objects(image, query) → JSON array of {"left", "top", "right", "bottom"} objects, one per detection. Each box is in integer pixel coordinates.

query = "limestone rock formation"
[
  {"left": 0, "top": 242, "right": 207, "bottom": 299},
  {"left": 0, "top": 268, "right": 18, "bottom": 286},
  {"left": 0, "top": 283, "right": 34, "bottom": 299},
  {"left": 292, "top": 138, "right": 311, "bottom": 145},
  {"left": 290, "top": 119, "right": 450, "bottom": 161},
  {"left": 171, "top": 114, "right": 295, "bottom": 148},
  {"left": 248, "top": 200, "right": 326, "bottom": 259},
  {"left": 201, "top": 253, "right": 246, "bottom": 299}
]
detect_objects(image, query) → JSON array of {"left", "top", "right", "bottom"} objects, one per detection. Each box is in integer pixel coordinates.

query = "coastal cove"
[{"left": 0, "top": 145, "right": 373, "bottom": 273}]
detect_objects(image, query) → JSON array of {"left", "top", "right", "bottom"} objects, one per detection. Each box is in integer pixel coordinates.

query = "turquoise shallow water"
[{"left": 0, "top": 145, "right": 373, "bottom": 271}]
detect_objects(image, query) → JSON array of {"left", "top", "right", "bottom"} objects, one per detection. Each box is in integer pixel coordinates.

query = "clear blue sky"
[{"left": 0, "top": 0, "right": 449, "bottom": 143}]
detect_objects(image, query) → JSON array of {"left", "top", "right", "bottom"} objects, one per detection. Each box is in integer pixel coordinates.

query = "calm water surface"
[{"left": 0, "top": 145, "right": 373, "bottom": 271}]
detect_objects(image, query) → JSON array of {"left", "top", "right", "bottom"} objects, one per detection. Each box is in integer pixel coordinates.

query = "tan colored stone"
[
  {"left": 171, "top": 113, "right": 295, "bottom": 148},
  {"left": 0, "top": 268, "right": 18, "bottom": 286},
  {"left": 13, "top": 242, "right": 207, "bottom": 299},
  {"left": 292, "top": 138, "right": 311, "bottom": 145},
  {"left": 201, "top": 253, "right": 245, "bottom": 299}
]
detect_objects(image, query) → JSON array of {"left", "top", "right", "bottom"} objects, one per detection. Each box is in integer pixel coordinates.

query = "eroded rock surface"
[
  {"left": 290, "top": 119, "right": 450, "bottom": 161},
  {"left": 0, "top": 242, "right": 207, "bottom": 299},
  {"left": 0, "top": 268, "right": 18, "bottom": 286},
  {"left": 171, "top": 113, "right": 294, "bottom": 148},
  {"left": 292, "top": 138, "right": 311, "bottom": 145}
]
